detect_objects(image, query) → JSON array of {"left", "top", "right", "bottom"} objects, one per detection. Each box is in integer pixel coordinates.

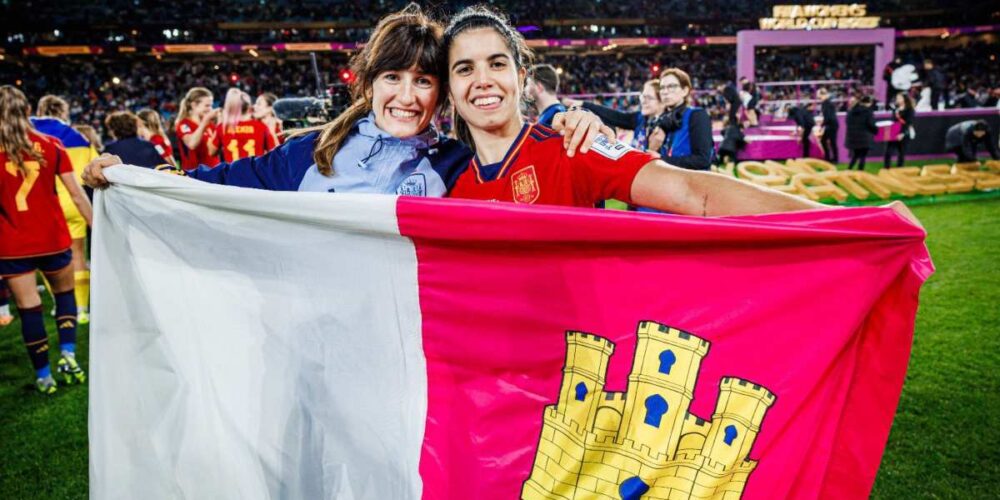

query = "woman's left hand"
[{"left": 551, "top": 110, "right": 616, "bottom": 157}]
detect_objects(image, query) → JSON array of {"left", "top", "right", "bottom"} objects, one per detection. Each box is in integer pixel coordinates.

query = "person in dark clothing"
[
  {"left": 787, "top": 104, "right": 816, "bottom": 159},
  {"left": 526, "top": 64, "right": 567, "bottom": 127},
  {"left": 882, "top": 57, "right": 902, "bottom": 104},
  {"left": 954, "top": 85, "right": 981, "bottom": 109},
  {"left": 740, "top": 77, "right": 761, "bottom": 126},
  {"left": 717, "top": 80, "right": 742, "bottom": 124},
  {"left": 717, "top": 119, "right": 746, "bottom": 166},
  {"left": 103, "top": 111, "right": 168, "bottom": 168},
  {"left": 650, "top": 68, "right": 714, "bottom": 170},
  {"left": 568, "top": 79, "right": 664, "bottom": 152},
  {"left": 923, "top": 59, "right": 947, "bottom": 110},
  {"left": 845, "top": 95, "right": 878, "bottom": 170},
  {"left": 817, "top": 88, "right": 839, "bottom": 163},
  {"left": 945, "top": 120, "right": 1000, "bottom": 162},
  {"left": 883, "top": 93, "right": 916, "bottom": 168}
]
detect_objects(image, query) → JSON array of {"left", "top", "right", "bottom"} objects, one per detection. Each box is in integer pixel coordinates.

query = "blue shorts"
[{"left": 0, "top": 250, "right": 73, "bottom": 278}]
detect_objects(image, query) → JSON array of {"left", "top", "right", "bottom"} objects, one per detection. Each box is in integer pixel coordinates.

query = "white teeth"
[
  {"left": 389, "top": 108, "right": 418, "bottom": 118},
  {"left": 473, "top": 96, "right": 501, "bottom": 106}
]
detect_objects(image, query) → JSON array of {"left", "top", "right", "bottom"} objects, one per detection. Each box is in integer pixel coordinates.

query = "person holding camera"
[{"left": 647, "top": 68, "right": 714, "bottom": 170}]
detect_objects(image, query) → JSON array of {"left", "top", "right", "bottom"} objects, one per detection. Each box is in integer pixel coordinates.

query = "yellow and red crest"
[{"left": 511, "top": 166, "right": 540, "bottom": 204}]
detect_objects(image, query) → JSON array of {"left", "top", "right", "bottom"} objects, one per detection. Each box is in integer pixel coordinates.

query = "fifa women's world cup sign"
[{"left": 759, "top": 4, "right": 881, "bottom": 30}]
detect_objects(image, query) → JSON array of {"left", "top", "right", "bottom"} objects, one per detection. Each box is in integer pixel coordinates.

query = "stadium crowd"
[
  {"left": 3, "top": 37, "right": 995, "bottom": 142},
  {"left": 3, "top": 0, "right": 993, "bottom": 45}
]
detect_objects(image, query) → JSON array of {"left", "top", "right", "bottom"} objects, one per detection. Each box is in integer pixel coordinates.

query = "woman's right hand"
[{"left": 81, "top": 154, "right": 124, "bottom": 189}]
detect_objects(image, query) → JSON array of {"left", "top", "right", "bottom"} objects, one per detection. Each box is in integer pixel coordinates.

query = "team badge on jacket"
[
  {"left": 511, "top": 166, "right": 540, "bottom": 204},
  {"left": 397, "top": 173, "right": 427, "bottom": 197}
]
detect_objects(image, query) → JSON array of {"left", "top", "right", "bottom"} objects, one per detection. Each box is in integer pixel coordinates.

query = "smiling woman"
[
  {"left": 442, "top": 6, "right": 843, "bottom": 217},
  {"left": 83, "top": 4, "right": 612, "bottom": 198}
]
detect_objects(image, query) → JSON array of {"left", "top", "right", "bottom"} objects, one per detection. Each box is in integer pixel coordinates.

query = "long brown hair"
[
  {"left": 292, "top": 3, "right": 445, "bottom": 176},
  {"left": 0, "top": 85, "right": 44, "bottom": 173},
  {"left": 137, "top": 108, "right": 165, "bottom": 136},
  {"left": 443, "top": 5, "right": 533, "bottom": 150},
  {"left": 177, "top": 87, "right": 212, "bottom": 123}
]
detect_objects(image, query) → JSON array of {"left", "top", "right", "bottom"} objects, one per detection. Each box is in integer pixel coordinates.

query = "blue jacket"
[
  {"left": 183, "top": 114, "right": 472, "bottom": 196},
  {"left": 105, "top": 137, "right": 165, "bottom": 169}
]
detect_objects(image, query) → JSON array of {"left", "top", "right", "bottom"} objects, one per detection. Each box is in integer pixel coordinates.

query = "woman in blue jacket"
[{"left": 84, "top": 5, "right": 608, "bottom": 193}]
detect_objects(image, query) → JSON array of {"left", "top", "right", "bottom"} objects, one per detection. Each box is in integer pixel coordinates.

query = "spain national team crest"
[
  {"left": 511, "top": 166, "right": 540, "bottom": 204},
  {"left": 522, "top": 321, "right": 776, "bottom": 500}
]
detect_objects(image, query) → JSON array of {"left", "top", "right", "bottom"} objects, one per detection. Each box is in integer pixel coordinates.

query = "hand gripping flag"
[{"left": 90, "top": 166, "right": 932, "bottom": 500}]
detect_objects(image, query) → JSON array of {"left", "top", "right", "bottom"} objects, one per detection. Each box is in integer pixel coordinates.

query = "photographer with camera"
[{"left": 647, "top": 68, "right": 714, "bottom": 170}]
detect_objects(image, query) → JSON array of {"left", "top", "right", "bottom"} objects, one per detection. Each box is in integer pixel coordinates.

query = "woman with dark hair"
[
  {"left": 104, "top": 111, "right": 167, "bottom": 168},
  {"left": 253, "top": 92, "right": 283, "bottom": 144},
  {"left": 442, "top": 6, "right": 827, "bottom": 215},
  {"left": 84, "top": 4, "right": 605, "bottom": 195},
  {"left": 846, "top": 94, "right": 877, "bottom": 170},
  {"left": 883, "top": 92, "right": 915, "bottom": 168}
]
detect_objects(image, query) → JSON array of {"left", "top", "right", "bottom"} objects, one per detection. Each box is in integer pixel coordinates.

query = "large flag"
[{"left": 90, "top": 166, "right": 932, "bottom": 500}]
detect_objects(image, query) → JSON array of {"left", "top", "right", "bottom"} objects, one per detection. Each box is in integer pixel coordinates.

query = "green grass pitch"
[{"left": 0, "top": 197, "right": 997, "bottom": 498}]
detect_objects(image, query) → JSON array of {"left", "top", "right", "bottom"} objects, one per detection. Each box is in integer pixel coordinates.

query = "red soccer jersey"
[
  {"left": 0, "top": 131, "right": 73, "bottom": 258},
  {"left": 176, "top": 118, "right": 220, "bottom": 170},
  {"left": 219, "top": 119, "right": 277, "bottom": 162},
  {"left": 149, "top": 133, "right": 174, "bottom": 164},
  {"left": 448, "top": 124, "right": 653, "bottom": 207}
]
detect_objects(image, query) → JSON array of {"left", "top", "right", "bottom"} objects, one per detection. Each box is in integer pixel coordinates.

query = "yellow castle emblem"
[{"left": 522, "top": 321, "right": 775, "bottom": 500}]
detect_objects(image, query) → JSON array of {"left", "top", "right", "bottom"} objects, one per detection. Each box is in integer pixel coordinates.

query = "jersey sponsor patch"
[
  {"left": 180, "top": 124, "right": 192, "bottom": 134},
  {"left": 590, "top": 135, "right": 631, "bottom": 160},
  {"left": 511, "top": 166, "right": 540, "bottom": 204},
  {"left": 397, "top": 173, "right": 427, "bottom": 197}
]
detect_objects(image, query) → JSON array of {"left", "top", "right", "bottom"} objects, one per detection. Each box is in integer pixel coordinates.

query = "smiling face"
[
  {"left": 370, "top": 65, "right": 439, "bottom": 138},
  {"left": 192, "top": 96, "right": 213, "bottom": 120},
  {"left": 253, "top": 95, "right": 271, "bottom": 119},
  {"left": 659, "top": 74, "right": 690, "bottom": 109},
  {"left": 448, "top": 27, "right": 526, "bottom": 136},
  {"left": 640, "top": 81, "right": 662, "bottom": 117}
]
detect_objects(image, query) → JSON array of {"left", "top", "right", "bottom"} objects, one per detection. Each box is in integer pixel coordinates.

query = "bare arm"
[
  {"left": 59, "top": 172, "right": 93, "bottom": 226},
  {"left": 630, "top": 160, "right": 827, "bottom": 216},
  {"left": 182, "top": 109, "right": 220, "bottom": 150}
]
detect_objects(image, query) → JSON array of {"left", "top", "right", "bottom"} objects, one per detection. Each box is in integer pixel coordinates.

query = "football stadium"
[{"left": 0, "top": 1, "right": 997, "bottom": 498}]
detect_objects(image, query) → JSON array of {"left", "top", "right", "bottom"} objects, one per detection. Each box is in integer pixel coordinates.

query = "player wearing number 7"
[
  {"left": 218, "top": 89, "right": 278, "bottom": 163},
  {"left": 0, "top": 85, "right": 93, "bottom": 394}
]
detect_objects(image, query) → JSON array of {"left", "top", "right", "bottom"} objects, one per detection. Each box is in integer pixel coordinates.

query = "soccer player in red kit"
[
  {"left": 138, "top": 108, "right": 176, "bottom": 166},
  {"left": 176, "top": 87, "right": 220, "bottom": 170},
  {"left": 0, "top": 85, "right": 92, "bottom": 394},
  {"left": 219, "top": 89, "right": 277, "bottom": 162},
  {"left": 442, "top": 7, "right": 855, "bottom": 218}
]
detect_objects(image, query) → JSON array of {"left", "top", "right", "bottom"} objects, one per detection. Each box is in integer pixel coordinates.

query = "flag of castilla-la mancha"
[{"left": 89, "top": 166, "right": 932, "bottom": 500}]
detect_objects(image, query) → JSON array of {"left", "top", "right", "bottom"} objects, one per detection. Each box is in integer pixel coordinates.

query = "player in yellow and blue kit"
[{"left": 31, "top": 95, "right": 98, "bottom": 324}]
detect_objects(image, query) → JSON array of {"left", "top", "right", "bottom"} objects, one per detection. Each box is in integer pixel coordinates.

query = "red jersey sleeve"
[
  {"left": 176, "top": 119, "right": 195, "bottom": 141},
  {"left": 570, "top": 135, "right": 654, "bottom": 204},
  {"left": 260, "top": 121, "right": 277, "bottom": 152},
  {"left": 52, "top": 139, "right": 74, "bottom": 175}
]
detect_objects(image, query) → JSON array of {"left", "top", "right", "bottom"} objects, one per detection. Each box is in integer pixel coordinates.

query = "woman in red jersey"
[
  {"left": 137, "top": 108, "right": 176, "bottom": 166},
  {"left": 175, "top": 87, "right": 220, "bottom": 170},
  {"left": 219, "top": 88, "right": 277, "bottom": 162},
  {"left": 253, "top": 92, "right": 284, "bottom": 144},
  {"left": 439, "top": 7, "right": 917, "bottom": 220},
  {"left": 0, "top": 85, "right": 92, "bottom": 394}
]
